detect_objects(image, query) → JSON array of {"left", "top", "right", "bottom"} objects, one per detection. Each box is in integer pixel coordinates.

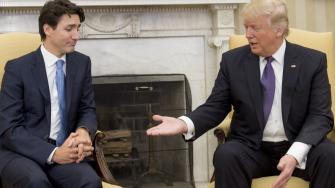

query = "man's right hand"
[
  {"left": 52, "top": 133, "right": 80, "bottom": 164},
  {"left": 146, "top": 115, "right": 188, "bottom": 136},
  {"left": 74, "top": 128, "right": 94, "bottom": 163}
]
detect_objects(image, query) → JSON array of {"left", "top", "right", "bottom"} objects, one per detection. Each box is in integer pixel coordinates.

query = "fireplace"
[{"left": 93, "top": 74, "right": 193, "bottom": 187}]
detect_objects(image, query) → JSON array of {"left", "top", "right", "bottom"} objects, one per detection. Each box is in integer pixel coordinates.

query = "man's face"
[
  {"left": 244, "top": 15, "right": 283, "bottom": 57},
  {"left": 43, "top": 14, "right": 81, "bottom": 57}
]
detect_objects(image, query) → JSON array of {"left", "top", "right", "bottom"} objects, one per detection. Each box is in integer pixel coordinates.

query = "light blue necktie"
[
  {"left": 55, "top": 59, "right": 66, "bottom": 146},
  {"left": 261, "top": 56, "right": 275, "bottom": 124}
]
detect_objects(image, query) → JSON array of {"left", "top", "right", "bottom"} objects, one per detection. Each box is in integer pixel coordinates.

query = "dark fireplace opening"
[{"left": 93, "top": 74, "right": 194, "bottom": 188}]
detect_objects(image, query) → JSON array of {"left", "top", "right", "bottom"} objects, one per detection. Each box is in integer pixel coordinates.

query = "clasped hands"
[{"left": 52, "top": 128, "right": 94, "bottom": 164}]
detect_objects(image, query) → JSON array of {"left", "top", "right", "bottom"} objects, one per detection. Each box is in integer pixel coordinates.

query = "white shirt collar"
[
  {"left": 260, "top": 39, "right": 286, "bottom": 65},
  {"left": 40, "top": 44, "right": 66, "bottom": 67}
]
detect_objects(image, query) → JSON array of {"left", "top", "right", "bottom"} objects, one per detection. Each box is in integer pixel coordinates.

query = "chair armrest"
[
  {"left": 327, "top": 129, "right": 335, "bottom": 143},
  {"left": 93, "top": 131, "right": 119, "bottom": 185},
  {"left": 213, "top": 117, "right": 231, "bottom": 144},
  {"left": 214, "top": 128, "right": 226, "bottom": 144}
]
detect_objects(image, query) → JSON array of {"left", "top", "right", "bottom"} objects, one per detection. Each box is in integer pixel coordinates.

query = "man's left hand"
[
  {"left": 74, "top": 127, "right": 94, "bottom": 163},
  {"left": 272, "top": 154, "right": 297, "bottom": 188}
]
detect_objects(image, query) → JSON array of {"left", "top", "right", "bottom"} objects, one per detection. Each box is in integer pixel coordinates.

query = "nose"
[
  {"left": 245, "top": 27, "right": 253, "bottom": 39},
  {"left": 72, "top": 30, "right": 80, "bottom": 40}
]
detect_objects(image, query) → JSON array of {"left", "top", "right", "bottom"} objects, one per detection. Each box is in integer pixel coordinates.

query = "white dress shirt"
[
  {"left": 181, "top": 40, "right": 311, "bottom": 169},
  {"left": 40, "top": 44, "right": 66, "bottom": 162}
]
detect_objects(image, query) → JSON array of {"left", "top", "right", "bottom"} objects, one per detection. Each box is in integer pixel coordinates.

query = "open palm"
[{"left": 146, "top": 115, "right": 188, "bottom": 136}]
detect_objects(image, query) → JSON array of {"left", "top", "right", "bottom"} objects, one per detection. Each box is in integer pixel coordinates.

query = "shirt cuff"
[
  {"left": 47, "top": 147, "right": 58, "bottom": 164},
  {"left": 179, "top": 116, "right": 195, "bottom": 140},
  {"left": 286, "top": 142, "right": 311, "bottom": 169}
]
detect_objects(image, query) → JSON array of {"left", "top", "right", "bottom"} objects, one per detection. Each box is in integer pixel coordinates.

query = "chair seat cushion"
[
  {"left": 252, "top": 176, "right": 309, "bottom": 188},
  {"left": 102, "top": 181, "right": 123, "bottom": 188},
  {"left": 208, "top": 176, "right": 309, "bottom": 188}
]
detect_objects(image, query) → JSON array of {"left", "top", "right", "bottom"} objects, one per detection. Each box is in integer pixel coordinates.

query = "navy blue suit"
[
  {"left": 189, "top": 42, "right": 333, "bottom": 146},
  {"left": 0, "top": 47, "right": 100, "bottom": 187},
  {"left": 187, "top": 42, "right": 335, "bottom": 188}
]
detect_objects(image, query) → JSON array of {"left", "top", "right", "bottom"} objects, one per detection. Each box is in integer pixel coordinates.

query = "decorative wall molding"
[
  {"left": 85, "top": 14, "right": 134, "bottom": 33},
  {"left": 73, "top": 6, "right": 212, "bottom": 39},
  {"left": 0, "top": 7, "right": 40, "bottom": 14},
  {"left": 209, "top": 3, "right": 238, "bottom": 63},
  {"left": 83, "top": 6, "right": 208, "bottom": 13},
  {"left": 81, "top": 13, "right": 140, "bottom": 38},
  {"left": 209, "top": 3, "right": 238, "bottom": 10},
  {"left": 1, "top": 0, "right": 250, "bottom": 7},
  {"left": 0, "top": 6, "right": 210, "bottom": 14}
]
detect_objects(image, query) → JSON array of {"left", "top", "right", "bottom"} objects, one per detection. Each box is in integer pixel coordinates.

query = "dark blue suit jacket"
[
  {"left": 188, "top": 42, "right": 334, "bottom": 149},
  {"left": 0, "top": 47, "right": 97, "bottom": 172}
]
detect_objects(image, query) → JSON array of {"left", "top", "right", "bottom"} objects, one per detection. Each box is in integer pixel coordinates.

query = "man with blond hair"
[{"left": 147, "top": 0, "right": 335, "bottom": 187}]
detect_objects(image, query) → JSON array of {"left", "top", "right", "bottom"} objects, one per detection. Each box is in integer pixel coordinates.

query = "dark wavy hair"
[{"left": 38, "top": 0, "right": 85, "bottom": 41}]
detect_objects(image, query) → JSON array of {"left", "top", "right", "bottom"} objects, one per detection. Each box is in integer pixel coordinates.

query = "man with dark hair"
[{"left": 0, "top": 0, "right": 101, "bottom": 187}]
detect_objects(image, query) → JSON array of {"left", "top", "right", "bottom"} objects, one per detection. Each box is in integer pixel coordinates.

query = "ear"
[
  {"left": 275, "top": 27, "right": 285, "bottom": 37},
  {"left": 43, "top": 24, "right": 53, "bottom": 37}
]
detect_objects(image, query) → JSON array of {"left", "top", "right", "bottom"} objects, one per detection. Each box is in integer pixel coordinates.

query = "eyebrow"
[{"left": 66, "top": 23, "right": 81, "bottom": 28}]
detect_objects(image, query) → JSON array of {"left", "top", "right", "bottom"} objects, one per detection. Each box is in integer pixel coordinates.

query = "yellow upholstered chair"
[
  {"left": 208, "top": 28, "right": 335, "bottom": 188},
  {"left": 0, "top": 32, "right": 122, "bottom": 188}
]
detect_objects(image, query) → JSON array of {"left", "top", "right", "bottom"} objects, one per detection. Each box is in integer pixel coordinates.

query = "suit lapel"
[
  {"left": 282, "top": 42, "right": 301, "bottom": 124},
  {"left": 31, "top": 47, "right": 51, "bottom": 124},
  {"left": 244, "top": 52, "right": 265, "bottom": 127},
  {"left": 65, "top": 53, "right": 77, "bottom": 114}
]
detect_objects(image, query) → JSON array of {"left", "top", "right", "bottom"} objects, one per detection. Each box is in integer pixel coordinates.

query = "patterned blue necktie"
[
  {"left": 261, "top": 56, "right": 275, "bottom": 123},
  {"left": 55, "top": 59, "right": 66, "bottom": 146}
]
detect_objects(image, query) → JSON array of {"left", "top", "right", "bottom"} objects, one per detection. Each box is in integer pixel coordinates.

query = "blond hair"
[{"left": 242, "top": 0, "right": 289, "bottom": 36}]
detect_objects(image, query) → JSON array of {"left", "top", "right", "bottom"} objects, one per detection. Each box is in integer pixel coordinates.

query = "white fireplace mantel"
[
  {"left": 0, "top": 0, "right": 248, "bottom": 63},
  {"left": 0, "top": 1, "right": 249, "bottom": 187}
]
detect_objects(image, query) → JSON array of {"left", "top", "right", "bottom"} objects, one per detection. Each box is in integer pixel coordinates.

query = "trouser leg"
[
  {"left": 213, "top": 140, "right": 277, "bottom": 188},
  {"left": 0, "top": 156, "right": 53, "bottom": 188},
  {"left": 305, "top": 139, "right": 335, "bottom": 188},
  {"left": 46, "top": 162, "right": 102, "bottom": 188}
]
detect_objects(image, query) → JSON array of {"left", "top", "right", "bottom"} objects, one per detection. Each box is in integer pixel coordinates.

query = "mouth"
[
  {"left": 68, "top": 41, "right": 77, "bottom": 47},
  {"left": 65, "top": 44, "right": 76, "bottom": 52},
  {"left": 68, "top": 44, "right": 76, "bottom": 48},
  {"left": 249, "top": 42, "right": 258, "bottom": 48}
]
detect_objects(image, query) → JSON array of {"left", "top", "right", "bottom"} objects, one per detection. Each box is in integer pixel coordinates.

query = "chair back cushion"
[{"left": 0, "top": 32, "right": 41, "bottom": 85}]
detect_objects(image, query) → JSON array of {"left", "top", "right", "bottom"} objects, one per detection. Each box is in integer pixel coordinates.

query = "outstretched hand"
[
  {"left": 146, "top": 115, "right": 188, "bottom": 136},
  {"left": 272, "top": 154, "right": 297, "bottom": 188}
]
